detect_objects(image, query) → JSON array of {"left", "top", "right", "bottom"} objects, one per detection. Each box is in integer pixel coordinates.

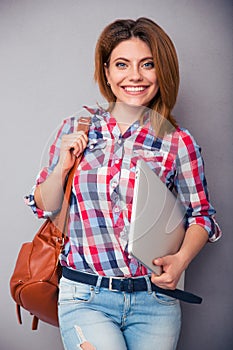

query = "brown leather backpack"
[{"left": 10, "top": 117, "right": 90, "bottom": 329}]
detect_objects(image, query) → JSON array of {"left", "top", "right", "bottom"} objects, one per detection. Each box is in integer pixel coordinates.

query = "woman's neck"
[{"left": 110, "top": 102, "right": 145, "bottom": 133}]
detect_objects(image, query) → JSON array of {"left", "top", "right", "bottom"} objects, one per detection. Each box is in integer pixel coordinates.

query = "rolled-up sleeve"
[
  {"left": 25, "top": 117, "right": 76, "bottom": 218},
  {"left": 175, "top": 130, "right": 222, "bottom": 242}
]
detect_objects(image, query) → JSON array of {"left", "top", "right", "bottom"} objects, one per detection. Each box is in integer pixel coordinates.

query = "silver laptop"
[{"left": 128, "top": 159, "right": 185, "bottom": 289}]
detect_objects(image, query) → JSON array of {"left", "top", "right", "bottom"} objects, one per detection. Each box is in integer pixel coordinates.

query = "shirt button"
[
  {"left": 111, "top": 181, "right": 118, "bottom": 189},
  {"left": 117, "top": 139, "right": 123, "bottom": 145},
  {"left": 121, "top": 231, "right": 127, "bottom": 239},
  {"left": 112, "top": 193, "right": 119, "bottom": 202},
  {"left": 115, "top": 159, "right": 120, "bottom": 164},
  {"left": 114, "top": 207, "right": 120, "bottom": 213},
  {"left": 89, "top": 144, "right": 95, "bottom": 150}
]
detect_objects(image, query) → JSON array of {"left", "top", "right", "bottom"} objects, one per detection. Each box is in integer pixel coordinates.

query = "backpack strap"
[{"left": 55, "top": 116, "right": 91, "bottom": 238}]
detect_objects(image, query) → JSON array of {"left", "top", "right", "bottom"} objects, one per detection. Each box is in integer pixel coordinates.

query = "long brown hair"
[{"left": 94, "top": 17, "right": 179, "bottom": 129}]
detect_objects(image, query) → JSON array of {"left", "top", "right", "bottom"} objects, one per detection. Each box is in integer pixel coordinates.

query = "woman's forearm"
[
  {"left": 34, "top": 164, "right": 68, "bottom": 212},
  {"left": 176, "top": 224, "right": 209, "bottom": 270}
]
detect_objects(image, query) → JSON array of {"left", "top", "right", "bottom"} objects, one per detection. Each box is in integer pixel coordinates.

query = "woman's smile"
[{"left": 121, "top": 85, "right": 149, "bottom": 93}]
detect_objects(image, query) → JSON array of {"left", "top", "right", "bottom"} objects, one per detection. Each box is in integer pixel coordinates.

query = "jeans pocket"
[
  {"left": 153, "top": 292, "right": 179, "bottom": 305},
  {"left": 59, "top": 277, "right": 94, "bottom": 305}
]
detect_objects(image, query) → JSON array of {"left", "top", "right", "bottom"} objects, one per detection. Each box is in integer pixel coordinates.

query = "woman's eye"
[
  {"left": 115, "top": 62, "right": 127, "bottom": 68},
  {"left": 142, "top": 61, "right": 154, "bottom": 69}
]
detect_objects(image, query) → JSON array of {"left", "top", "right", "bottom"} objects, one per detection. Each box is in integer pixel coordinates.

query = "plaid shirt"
[{"left": 26, "top": 106, "right": 221, "bottom": 277}]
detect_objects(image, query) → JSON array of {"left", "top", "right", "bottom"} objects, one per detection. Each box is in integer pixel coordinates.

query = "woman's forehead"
[{"left": 109, "top": 37, "right": 152, "bottom": 61}]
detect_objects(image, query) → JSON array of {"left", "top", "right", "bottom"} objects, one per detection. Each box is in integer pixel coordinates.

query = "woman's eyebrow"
[
  {"left": 112, "top": 56, "right": 153, "bottom": 63},
  {"left": 140, "top": 56, "right": 154, "bottom": 61},
  {"left": 112, "top": 57, "right": 130, "bottom": 63}
]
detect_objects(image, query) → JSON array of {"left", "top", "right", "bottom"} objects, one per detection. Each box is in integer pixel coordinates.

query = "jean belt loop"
[
  {"left": 144, "top": 275, "right": 152, "bottom": 294},
  {"left": 95, "top": 275, "right": 103, "bottom": 294}
]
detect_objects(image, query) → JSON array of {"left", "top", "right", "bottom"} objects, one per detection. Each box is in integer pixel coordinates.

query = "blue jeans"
[{"left": 58, "top": 276, "right": 181, "bottom": 350}]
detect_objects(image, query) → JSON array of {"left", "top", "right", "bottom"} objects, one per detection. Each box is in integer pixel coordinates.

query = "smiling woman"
[{"left": 26, "top": 17, "right": 221, "bottom": 350}]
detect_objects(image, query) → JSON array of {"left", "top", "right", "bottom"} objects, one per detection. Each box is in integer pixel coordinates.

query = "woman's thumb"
[{"left": 153, "top": 257, "right": 163, "bottom": 266}]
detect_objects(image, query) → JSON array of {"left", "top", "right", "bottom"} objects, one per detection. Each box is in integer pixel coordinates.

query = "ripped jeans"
[{"left": 58, "top": 276, "right": 181, "bottom": 350}]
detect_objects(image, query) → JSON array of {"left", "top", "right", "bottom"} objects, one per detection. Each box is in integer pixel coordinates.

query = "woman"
[{"left": 26, "top": 18, "right": 221, "bottom": 350}]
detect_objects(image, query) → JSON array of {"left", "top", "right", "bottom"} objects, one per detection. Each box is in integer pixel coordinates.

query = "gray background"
[{"left": 0, "top": 0, "right": 232, "bottom": 349}]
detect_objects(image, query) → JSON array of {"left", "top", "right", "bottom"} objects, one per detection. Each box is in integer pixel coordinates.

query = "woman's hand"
[
  {"left": 151, "top": 225, "right": 209, "bottom": 290},
  {"left": 34, "top": 130, "right": 88, "bottom": 212},
  {"left": 56, "top": 131, "right": 88, "bottom": 174},
  {"left": 150, "top": 252, "right": 186, "bottom": 290}
]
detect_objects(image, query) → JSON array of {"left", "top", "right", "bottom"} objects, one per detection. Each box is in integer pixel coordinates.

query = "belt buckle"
[
  {"left": 108, "top": 276, "right": 119, "bottom": 292},
  {"left": 108, "top": 276, "right": 135, "bottom": 293}
]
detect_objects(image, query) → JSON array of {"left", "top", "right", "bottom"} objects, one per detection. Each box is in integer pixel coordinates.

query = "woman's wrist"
[
  {"left": 175, "top": 249, "right": 192, "bottom": 271},
  {"left": 176, "top": 225, "right": 209, "bottom": 269}
]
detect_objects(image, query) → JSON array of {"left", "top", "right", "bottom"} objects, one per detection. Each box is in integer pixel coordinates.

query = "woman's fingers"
[
  {"left": 151, "top": 254, "right": 186, "bottom": 290},
  {"left": 71, "top": 132, "right": 88, "bottom": 156},
  {"left": 62, "top": 132, "right": 88, "bottom": 152},
  {"left": 72, "top": 139, "right": 84, "bottom": 157},
  {"left": 58, "top": 131, "right": 88, "bottom": 171}
]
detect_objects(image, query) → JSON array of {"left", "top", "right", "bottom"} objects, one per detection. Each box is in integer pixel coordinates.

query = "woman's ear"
[{"left": 104, "top": 63, "right": 110, "bottom": 84}]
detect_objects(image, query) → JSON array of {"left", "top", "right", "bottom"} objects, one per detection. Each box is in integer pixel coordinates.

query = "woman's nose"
[{"left": 129, "top": 65, "right": 143, "bottom": 81}]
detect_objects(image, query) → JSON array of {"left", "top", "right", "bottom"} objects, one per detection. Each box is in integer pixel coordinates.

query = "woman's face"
[{"left": 104, "top": 37, "right": 159, "bottom": 107}]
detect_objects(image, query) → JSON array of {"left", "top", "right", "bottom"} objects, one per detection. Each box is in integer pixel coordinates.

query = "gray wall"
[{"left": 0, "top": 1, "right": 232, "bottom": 349}]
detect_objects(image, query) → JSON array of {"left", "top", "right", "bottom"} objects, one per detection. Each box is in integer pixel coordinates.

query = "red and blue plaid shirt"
[{"left": 26, "top": 106, "right": 221, "bottom": 277}]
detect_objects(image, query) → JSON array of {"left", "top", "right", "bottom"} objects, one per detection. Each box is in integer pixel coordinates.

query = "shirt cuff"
[
  {"left": 188, "top": 216, "right": 222, "bottom": 243},
  {"left": 24, "top": 186, "right": 59, "bottom": 219}
]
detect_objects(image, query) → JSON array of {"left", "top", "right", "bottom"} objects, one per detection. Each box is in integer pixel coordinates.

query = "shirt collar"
[{"left": 83, "top": 105, "right": 151, "bottom": 134}]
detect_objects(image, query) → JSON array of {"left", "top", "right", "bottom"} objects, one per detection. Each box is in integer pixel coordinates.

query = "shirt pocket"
[
  {"left": 132, "top": 145, "right": 169, "bottom": 183},
  {"left": 133, "top": 148, "right": 158, "bottom": 160},
  {"left": 132, "top": 144, "right": 174, "bottom": 173},
  {"left": 78, "top": 139, "right": 107, "bottom": 171},
  {"left": 132, "top": 144, "right": 161, "bottom": 167}
]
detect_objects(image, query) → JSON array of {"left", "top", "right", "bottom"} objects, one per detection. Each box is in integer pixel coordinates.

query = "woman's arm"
[
  {"left": 151, "top": 130, "right": 221, "bottom": 289},
  {"left": 34, "top": 131, "right": 88, "bottom": 212},
  {"left": 151, "top": 224, "right": 208, "bottom": 289}
]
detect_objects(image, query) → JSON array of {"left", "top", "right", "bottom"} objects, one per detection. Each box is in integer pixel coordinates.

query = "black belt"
[{"left": 62, "top": 267, "right": 202, "bottom": 304}]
